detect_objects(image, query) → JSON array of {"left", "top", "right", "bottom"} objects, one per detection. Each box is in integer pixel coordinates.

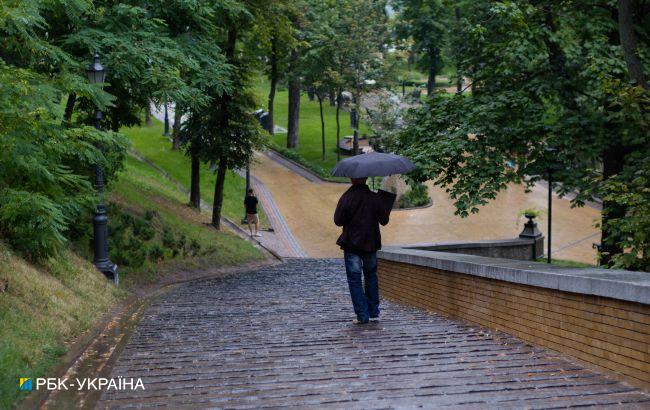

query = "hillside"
[{"left": 2, "top": 153, "right": 264, "bottom": 408}]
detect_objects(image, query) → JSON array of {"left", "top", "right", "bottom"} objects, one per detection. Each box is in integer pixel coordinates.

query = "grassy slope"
[
  {"left": 2, "top": 153, "right": 263, "bottom": 408},
  {"left": 111, "top": 155, "right": 263, "bottom": 287},
  {"left": 0, "top": 245, "right": 122, "bottom": 409},
  {"left": 121, "top": 119, "right": 268, "bottom": 227}
]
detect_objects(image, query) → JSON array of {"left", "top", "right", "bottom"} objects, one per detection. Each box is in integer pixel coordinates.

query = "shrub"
[
  {"left": 147, "top": 244, "right": 165, "bottom": 262},
  {"left": 398, "top": 183, "right": 430, "bottom": 209},
  {"left": 0, "top": 190, "right": 68, "bottom": 260}
]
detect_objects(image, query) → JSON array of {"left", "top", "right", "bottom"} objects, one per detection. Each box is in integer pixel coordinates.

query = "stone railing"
[
  {"left": 398, "top": 213, "right": 545, "bottom": 261},
  {"left": 377, "top": 247, "right": 650, "bottom": 390}
]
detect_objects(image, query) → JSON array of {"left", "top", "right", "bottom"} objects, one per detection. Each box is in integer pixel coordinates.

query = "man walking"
[
  {"left": 334, "top": 177, "right": 395, "bottom": 324},
  {"left": 244, "top": 188, "right": 262, "bottom": 237}
]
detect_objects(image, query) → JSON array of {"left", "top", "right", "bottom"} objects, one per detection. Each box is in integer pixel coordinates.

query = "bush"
[
  {"left": 398, "top": 183, "right": 430, "bottom": 209},
  {"left": 147, "top": 244, "right": 165, "bottom": 262},
  {"left": 0, "top": 190, "right": 67, "bottom": 260}
]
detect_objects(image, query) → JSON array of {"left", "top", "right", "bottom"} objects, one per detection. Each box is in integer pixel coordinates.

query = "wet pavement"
[
  {"left": 251, "top": 152, "right": 601, "bottom": 264},
  {"left": 99, "top": 260, "right": 649, "bottom": 409}
]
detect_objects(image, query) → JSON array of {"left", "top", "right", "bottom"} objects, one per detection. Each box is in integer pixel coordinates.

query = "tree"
[
  {"left": 394, "top": 0, "right": 448, "bottom": 96},
  {"left": 302, "top": 0, "right": 340, "bottom": 160},
  {"left": 333, "top": 0, "right": 389, "bottom": 155},
  {"left": 285, "top": 4, "right": 308, "bottom": 150},
  {"left": 251, "top": 1, "right": 298, "bottom": 135},
  {"left": 0, "top": 0, "right": 128, "bottom": 259},
  {"left": 395, "top": 0, "right": 650, "bottom": 268},
  {"left": 182, "top": 0, "right": 266, "bottom": 229}
]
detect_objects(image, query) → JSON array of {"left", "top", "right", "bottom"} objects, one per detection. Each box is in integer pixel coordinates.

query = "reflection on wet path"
[{"left": 252, "top": 153, "right": 600, "bottom": 264}]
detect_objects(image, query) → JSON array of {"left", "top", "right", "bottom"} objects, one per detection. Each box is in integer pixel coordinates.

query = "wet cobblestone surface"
[{"left": 100, "top": 259, "right": 649, "bottom": 409}]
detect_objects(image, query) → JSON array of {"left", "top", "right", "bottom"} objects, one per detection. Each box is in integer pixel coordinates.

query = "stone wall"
[
  {"left": 405, "top": 237, "right": 544, "bottom": 261},
  {"left": 377, "top": 248, "right": 650, "bottom": 390}
]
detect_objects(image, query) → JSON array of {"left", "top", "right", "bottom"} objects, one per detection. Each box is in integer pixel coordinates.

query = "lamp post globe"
[
  {"left": 86, "top": 53, "right": 106, "bottom": 86},
  {"left": 87, "top": 53, "right": 118, "bottom": 284}
]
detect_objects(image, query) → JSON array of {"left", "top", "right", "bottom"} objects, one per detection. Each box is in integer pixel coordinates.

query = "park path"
[
  {"left": 149, "top": 106, "right": 305, "bottom": 258},
  {"left": 251, "top": 152, "right": 601, "bottom": 264},
  {"left": 99, "top": 259, "right": 649, "bottom": 408}
]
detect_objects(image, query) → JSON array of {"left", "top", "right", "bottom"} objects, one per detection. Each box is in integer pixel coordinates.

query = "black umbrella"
[{"left": 330, "top": 152, "right": 416, "bottom": 178}]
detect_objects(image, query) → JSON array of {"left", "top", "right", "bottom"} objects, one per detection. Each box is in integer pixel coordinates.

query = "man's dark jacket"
[{"left": 334, "top": 184, "right": 394, "bottom": 253}]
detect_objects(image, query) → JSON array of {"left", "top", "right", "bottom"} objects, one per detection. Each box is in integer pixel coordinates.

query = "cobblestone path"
[{"left": 100, "top": 260, "right": 649, "bottom": 409}]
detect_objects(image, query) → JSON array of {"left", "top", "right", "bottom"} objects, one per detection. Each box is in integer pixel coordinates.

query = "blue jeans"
[{"left": 344, "top": 250, "right": 380, "bottom": 323}]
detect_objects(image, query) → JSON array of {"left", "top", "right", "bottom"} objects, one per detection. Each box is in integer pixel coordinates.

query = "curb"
[{"left": 265, "top": 149, "right": 349, "bottom": 184}]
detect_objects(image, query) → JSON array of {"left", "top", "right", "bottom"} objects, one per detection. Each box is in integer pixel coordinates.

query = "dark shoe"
[{"left": 352, "top": 319, "right": 369, "bottom": 325}]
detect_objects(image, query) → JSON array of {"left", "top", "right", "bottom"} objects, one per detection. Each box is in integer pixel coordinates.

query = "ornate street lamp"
[{"left": 86, "top": 53, "right": 118, "bottom": 284}]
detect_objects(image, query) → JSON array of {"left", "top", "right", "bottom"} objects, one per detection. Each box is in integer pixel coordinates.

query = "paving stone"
[{"left": 99, "top": 259, "right": 650, "bottom": 409}]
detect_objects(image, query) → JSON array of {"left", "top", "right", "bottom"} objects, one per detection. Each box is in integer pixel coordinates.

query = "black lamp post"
[
  {"left": 163, "top": 102, "right": 171, "bottom": 137},
  {"left": 86, "top": 53, "right": 118, "bottom": 284},
  {"left": 545, "top": 147, "right": 560, "bottom": 264}
]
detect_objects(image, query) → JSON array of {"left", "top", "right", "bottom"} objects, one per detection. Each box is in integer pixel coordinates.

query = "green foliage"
[
  {"left": 396, "top": 1, "right": 649, "bottom": 267},
  {"left": 517, "top": 208, "right": 544, "bottom": 219},
  {"left": 398, "top": 182, "right": 430, "bottom": 208},
  {"left": 107, "top": 202, "right": 203, "bottom": 269},
  {"left": 0, "top": 61, "right": 128, "bottom": 260},
  {"left": 394, "top": 0, "right": 448, "bottom": 86},
  {"left": 600, "top": 155, "right": 650, "bottom": 271}
]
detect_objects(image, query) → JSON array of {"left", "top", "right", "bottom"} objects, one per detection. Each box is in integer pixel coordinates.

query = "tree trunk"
[
  {"left": 426, "top": 54, "right": 437, "bottom": 96},
  {"left": 63, "top": 92, "right": 76, "bottom": 125},
  {"left": 336, "top": 89, "right": 341, "bottom": 162},
  {"left": 211, "top": 157, "right": 227, "bottom": 229},
  {"left": 190, "top": 153, "right": 201, "bottom": 210},
  {"left": 287, "top": 72, "right": 301, "bottom": 148},
  {"left": 267, "top": 36, "right": 278, "bottom": 135},
  {"left": 317, "top": 93, "right": 325, "bottom": 160},
  {"left": 600, "top": 147, "right": 626, "bottom": 265},
  {"left": 455, "top": 7, "right": 463, "bottom": 93},
  {"left": 110, "top": 110, "right": 120, "bottom": 132},
  {"left": 211, "top": 27, "right": 238, "bottom": 228},
  {"left": 144, "top": 105, "right": 153, "bottom": 127},
  {"left": 598, "top": 0, "right": 649, "bottom": 264},
  {"left": 329, "top": 88, "right": 336, "bottom": 106},
  {"left": 617, "top": 0, "right": 648, "bottom": 89},
  {"left": 172, "top": 103, "right": 182, "bottom": 150},
  {"left": 352, "top": 90, "right": 360, "bottom": 155}
]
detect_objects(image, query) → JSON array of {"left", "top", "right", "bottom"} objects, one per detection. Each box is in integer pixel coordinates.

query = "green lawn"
[
  {"left": 120, "top": 119, "right": 268, "bottom": 228},
  {"left": 254, "top": 79, "right": 370, "bottom": 173},
  {"left": 253, "top": 69, "right": 455, "bottom": 174}
]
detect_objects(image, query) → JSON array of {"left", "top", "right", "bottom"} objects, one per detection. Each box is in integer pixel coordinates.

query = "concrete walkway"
[{"left": 99, "top": 260, "right": 649, "bottom": 408}]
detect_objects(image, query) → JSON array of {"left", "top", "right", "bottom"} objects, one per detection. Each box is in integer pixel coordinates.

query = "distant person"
[
  {"left": 334, "top": 177, "right": 395, "bottom": 324},
  {"left": 244, "top": 188, "right": 261, "bottom": 237}
]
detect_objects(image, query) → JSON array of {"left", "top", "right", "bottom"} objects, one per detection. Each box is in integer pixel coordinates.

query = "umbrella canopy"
[{"left": 330, "top": 152, "right": 416, "bottom": 178}]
